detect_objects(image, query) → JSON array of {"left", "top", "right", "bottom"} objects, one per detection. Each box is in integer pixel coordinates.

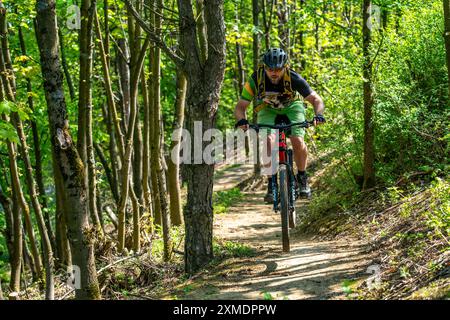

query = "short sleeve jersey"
[{"left": 240, "top": 69, "right": 313, "bottom": 104}]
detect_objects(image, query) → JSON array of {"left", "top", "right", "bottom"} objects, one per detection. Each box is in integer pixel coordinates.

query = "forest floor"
[{"left": 154, "top": 160, "right": 375, "bottom": 300}]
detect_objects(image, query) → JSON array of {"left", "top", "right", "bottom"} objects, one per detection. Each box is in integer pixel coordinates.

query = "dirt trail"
[{"left": 181, "top": 163, "right": 371, "bottom": 300}]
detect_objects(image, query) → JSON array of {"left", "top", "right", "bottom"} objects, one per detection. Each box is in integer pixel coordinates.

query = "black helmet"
[{"left": 262, "top": 48, "right": 288, "bottom": 69}]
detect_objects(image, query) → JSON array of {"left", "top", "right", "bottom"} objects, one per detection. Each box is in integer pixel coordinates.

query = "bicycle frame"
[
  {"left": 250, "top": 121, "right": 313, "bottom": 211},
  {"left": 247, "top": 120, "right": 314, "bottom": 252}
]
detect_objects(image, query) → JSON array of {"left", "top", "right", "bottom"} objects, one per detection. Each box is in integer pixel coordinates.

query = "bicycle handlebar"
[{"left": 248, "top": 120, "right": 315, "bottom": 132}]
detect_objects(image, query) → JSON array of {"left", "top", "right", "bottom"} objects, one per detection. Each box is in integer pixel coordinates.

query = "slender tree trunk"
[
  {"left": 444, "top": 0, "right": 450, "bottom": 96},
  {"left": 12, "top": 112, "right": 55, "bottom": 299},
  {"left": 2, "top": 123, "right": 24, "bottom": 293},
  {"left": 152, "top": 0, "right": 171, "bottom": 259},
  {"left": 196, "top": 0, "right": 208, "bottom": 64},
  {"left": 57, "top": 27, "right": 76, "bottom": 101},
  {"left": 0, "top": 178, "right": 21, "bottom": 292},
  {"left": 141, "top": 66, "right": 153, "bottom": 228},
  {"left": 0, "top": 187, "right": 14, "bottom": 266},
  {"left": 35, "top": 0, "right": 100, "bottom": 299},
  {"left": 18, "top": 26, "right": 56, "bottom": 253},
  {"left": 167, "top": 71, "right": 186, "bottom": 226},
  {"left": 277, "top": 0, "right": 289, "bottom": 51},
  {"left": 117, "top": 38, "right": 131, "bottom": 133},
  {"left": 117, "top": 33, "right": 150, "bottom": 253},
  {"left": 252, "top": 0, "right": 261, "bottom": 176},
  {"left": 262, "top": 0, "right": 274, "bottom": 50},
  {"left": 52, "top": 150, "right": 72, "bottom": 268},
  {"left": 94, "top": 11, "right": 125, "bottom": 157},
  {"left": 100, "top": 103, "right": 120, "bottom": 203},
  {"left": 362, "top": 0, "right": 375, "bottom": 190},
  {"left": 78, "top": 0, "right": 101, "bottom": 230},
  {"left": 94, "top": 142, "right": 118, "bottom": 202},
  {"left": 0, "top": 41, "right": 43, "bottom": 283},
  {"left": 298, "top": 0, "right": 306, "bottom": 70}
]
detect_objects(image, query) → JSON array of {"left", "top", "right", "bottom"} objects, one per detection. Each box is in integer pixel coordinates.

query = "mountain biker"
[{"left": 234, "top": 48, "right": 325, "bottom": 203}]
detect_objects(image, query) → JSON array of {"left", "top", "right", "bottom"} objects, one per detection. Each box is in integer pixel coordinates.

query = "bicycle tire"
[
  {"left": 287, "top": 150, "right": 296, "bottom": 229},
  {"left": 279, "top": 165, "right": 290, "bottom": 252}
]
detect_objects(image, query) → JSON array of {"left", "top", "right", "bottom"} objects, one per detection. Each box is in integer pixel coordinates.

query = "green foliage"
[
  {"left": 213, "top": 187, "right": 244, "bottom": 215},
  {"left": 213, "top": 239, "right": 256, "bottom": 258},
  {"left": 262, "top": 291, "right": 274, "bottom": 300}
]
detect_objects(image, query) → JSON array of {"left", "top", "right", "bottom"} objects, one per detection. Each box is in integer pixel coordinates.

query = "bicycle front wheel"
[{"left": 279, "top": 165, "right": 290, "bottom": 252}]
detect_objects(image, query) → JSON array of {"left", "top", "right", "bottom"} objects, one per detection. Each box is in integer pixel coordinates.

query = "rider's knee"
[{"left": 290, "top": 136, "right": 306, "bottom": 149}]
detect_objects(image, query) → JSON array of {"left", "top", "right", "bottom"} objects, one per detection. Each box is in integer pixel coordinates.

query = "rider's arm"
[
  {"left": 291, "top": 71, "right": 325, "bottom": 116},
  {"left": 305, "top": 91, "right": 325, "bottom": 116},
  {"left": 234, "top": 99, "right": 251, "bottom": 130}
]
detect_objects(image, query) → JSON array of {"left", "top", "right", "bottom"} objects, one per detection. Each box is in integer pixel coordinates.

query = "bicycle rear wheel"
[
  {"left": 287, "top": 149, "right": 296, "bottom": 229},
  {"left": 279, "top": 165, "right": 290, "bottom": 252}
]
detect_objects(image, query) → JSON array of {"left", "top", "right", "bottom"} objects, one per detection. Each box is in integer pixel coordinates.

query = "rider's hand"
[
  {"left": 313, "top": 114, "right": 326, "bottom": 126},
  {"left": 235, "top": 118, "right": 249, "bottom": 132}
]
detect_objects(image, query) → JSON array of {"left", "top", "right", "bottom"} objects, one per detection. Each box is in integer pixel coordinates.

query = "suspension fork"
[{"left": 272, "top": 130, "right": 288, "bottom": 211}]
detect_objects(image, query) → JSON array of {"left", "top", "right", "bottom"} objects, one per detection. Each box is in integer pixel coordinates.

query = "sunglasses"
[{"left": 265, "top": 67, "right": 284, "bottom": 73}]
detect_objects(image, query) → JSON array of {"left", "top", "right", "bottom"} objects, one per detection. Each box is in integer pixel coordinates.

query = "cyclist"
[{"left": 234, "top": 48, "right": 325, "bottom": 203}]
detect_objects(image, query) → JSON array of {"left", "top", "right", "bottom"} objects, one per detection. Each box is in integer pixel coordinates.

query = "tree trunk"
[
  {"left": 177, "top": 0, "right": 226, "bottom": 274},
  {"left": 262, "top": 0, "right": 274, "bottom": 50},
  {"left": 125, "top": 0, "right": 226, "bottom": 274},
  {"left": 94, "top": 11, "right": 125, "bottom": 157},
  {"left": 277, "top": 0, "right": 290, "bottom": 51},
  {"left": 362, "top": 0, "right": 375, "bottom": 190},
  {"left": 0, "top": 187, "right": 14, "bottom": 266},
  {"left": 100, "top": 103, "right": 120, "bottom": 204},
  {"left": 0, "top": 6, "right": 55, "bottom": 298},
  {"left": 78, "top": 0, "right": 101, "bottom": 230},
  {"left": 18, "top": 25, "right": 56, "bottom": 253},
  {"left": 117, "top": 38, "right": 131, "bottom": 134},
  {"left": 153, "top": 0, "right": 172, "bottom": 260},
  {"left": 0, "top": 181, "right": 21, "bottom": 293},
  {"left": 35, "top": 0, "right": 100, "bottom": 299},
  {"left": 141, "top": 66, "right": 153, "bottom": 228},
  {"left": 167, "top": 71, "right": 186, "bottom": 226},
  {"left": 196, "top": 0, "right": 208, "bottom": 64},
  {"left": 252, "top": 0, "right": 261, "bottom": 176},
  {"left": 444, "top": 0, "right": 450, "bottom": 96},
  {"left": 57, "top": 27, "right": 76, "bottom": 101},
  {"left": 52, "top": 149, "right": 72, "bottom": 268},
  {"left": 117, "top": 33, "right": 150, "bottom": 252},
  {"left": 12, "top": 113, "right": 55, "bottom": 299},
  {"left": 299, "top": 0, "right": 306, "bottom": 70}
]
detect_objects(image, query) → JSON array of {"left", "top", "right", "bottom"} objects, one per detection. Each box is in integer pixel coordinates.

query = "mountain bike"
[{"left": 249, "top": 120, "right": 314, "bottom": 252}]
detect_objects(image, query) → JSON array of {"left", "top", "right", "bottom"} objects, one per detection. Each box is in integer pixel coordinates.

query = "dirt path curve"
[{"left": 182, "top": 163, "right": 371, "bottom": 300}]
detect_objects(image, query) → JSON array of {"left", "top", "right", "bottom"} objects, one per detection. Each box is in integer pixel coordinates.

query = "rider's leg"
[
  {"left": 262, "top": 133, "right": 277, "bottom": 203},
  {"left": 257, "top": 106, "right": 279, "bottom": 203},
  {"left": 289, "top": 136, "right": 307, "bottom": 172},
  {"left": 290, "top": 135, "right": 311, "bottom": 198}
]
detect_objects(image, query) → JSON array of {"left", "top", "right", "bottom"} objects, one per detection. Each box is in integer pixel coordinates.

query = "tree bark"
[
  {"left": 78, "top": 0, "right": 101, "bottom": 230},
  {"left": 177, "top": 0, "right": 226, "bottom": 274},
  {"left": 277, "top": 0, "right": 290, "bottom": 51},
  {"left": 52, "top": 149, "right": 72, "bottom": 268},
  {"left": 152, "top": 0, "right": 172, "bottom": 259},
  {"left": 252, "top": 0, "right": 261, "bottom": 176},
  {"left": 57, "top": 27, "right": 76, "bottom": 101},
  {"left": 35, "top": 0, "right": 100, "bottom": 299},
  {"left": 0, "top": 186, "right": 13, "bottom": 266},
  {"left": 444, "top": 0, "right": 450, "bottom": 96},
  {"left": 18, "top": 25, "right": 56, "bottom": 253},
  {"left": 167, "top": 71, "right": 186, "bottom": 226},
  {"left": 362, "top": 0, "right": 375, "bottom": 190}
]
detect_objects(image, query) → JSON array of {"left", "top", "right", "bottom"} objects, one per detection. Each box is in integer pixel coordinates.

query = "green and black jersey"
[{"left": 240, "top": 69, "right": 313, "bottom": 109}]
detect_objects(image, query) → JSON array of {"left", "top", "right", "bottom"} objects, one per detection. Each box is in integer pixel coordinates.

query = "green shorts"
[{"left": 256, "top": 100, "right": 306, "bottom": 137}]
